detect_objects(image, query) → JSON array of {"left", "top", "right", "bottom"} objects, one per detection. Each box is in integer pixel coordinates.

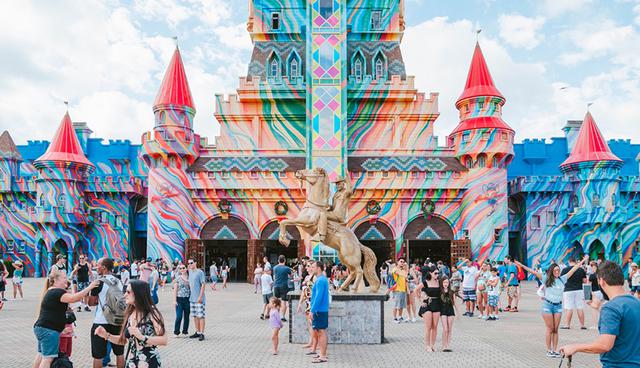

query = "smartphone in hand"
[{"left": 583, "top": 283, "right": 592, "bottom": 301}]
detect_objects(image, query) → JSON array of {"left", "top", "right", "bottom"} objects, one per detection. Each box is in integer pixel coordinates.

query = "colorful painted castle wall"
[{"left": 1, "top": 0, "right": 639, "bottom": 278}]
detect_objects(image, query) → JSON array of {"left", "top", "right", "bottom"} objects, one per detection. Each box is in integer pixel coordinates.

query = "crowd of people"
[{"left": 0, "top": 249, "right": 637, "bottom": 367}]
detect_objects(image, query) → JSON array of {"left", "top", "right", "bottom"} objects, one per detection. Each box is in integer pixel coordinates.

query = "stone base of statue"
[{"left": 288, "top": 290, "right": 389, "bottom": 344}]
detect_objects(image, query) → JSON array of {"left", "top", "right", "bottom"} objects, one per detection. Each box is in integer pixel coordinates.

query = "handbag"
[{"left": 65, "top": 310, "right": 77, "bottom": 324}]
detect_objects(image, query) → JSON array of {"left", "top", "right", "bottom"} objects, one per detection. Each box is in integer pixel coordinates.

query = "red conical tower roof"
[
  {"left": 561, "top": 112, "right": 621, "bottom": 167},
  {"left": 35, "top": 112, "right": 93, "bottom": 166},
  {"left": 154, "top": 47, "right": 195, "bottom": 110},
  {"left": 456, "top": 42, "right": 504, "bottom": 106}
]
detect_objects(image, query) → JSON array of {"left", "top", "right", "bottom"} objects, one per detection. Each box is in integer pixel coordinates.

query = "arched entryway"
[
  {"left": 589, "top": 240, "right": 605, "bottom": 261},
  {"left": 609, "top": 240, "right": 620, "bottom": 263},
  {"left": 73, "top": 240, "right": 89, "bottom": 266},
  {"left": 403, "top": 216, "right": 453, "bottom": 265},
  {"left": 200, "top": 216, "right": 250, "bottom": 282},
  {"left": 260, "top": 221, "right": 301, "bottom": 266},
  {"left": 52, "top": 239, "right": 68, "bottom": 268},
  {"left": 36, "top": 239, "right": 48, "bottom": 277},
  {"left": 354, "top": 221, "right": 394, "bottom": 269},
  {"left": 562, "top": 241, "right": 583, "bottom": 263}
]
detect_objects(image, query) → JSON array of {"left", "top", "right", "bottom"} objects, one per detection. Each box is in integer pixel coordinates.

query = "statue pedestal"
[{"left": 288, "top": 291, "right": 389, "bottom": 344}]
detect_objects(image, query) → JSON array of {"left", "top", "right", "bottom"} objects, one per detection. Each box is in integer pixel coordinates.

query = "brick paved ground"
[{"left": 0, "top": 279, "right": 601, "bottom": 367}]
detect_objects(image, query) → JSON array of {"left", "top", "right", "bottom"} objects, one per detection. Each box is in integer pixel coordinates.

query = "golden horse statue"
[{"left": 278, "top": 168, "right": 380, "bottom": 293}]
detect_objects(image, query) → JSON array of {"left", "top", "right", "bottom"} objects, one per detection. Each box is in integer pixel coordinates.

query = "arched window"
[
  {"left": 268, "top": 52, "right": 281, "bottom": 79},
  {"left": 352, "top": 50, "right": 365, "bottom": 82},
  {"left": 592, "top": 194, "right": 600, "bottom": 207},
  {"left": 287, "top": 50, "right": 301, "bottom": 79},
  {"left": 373, "top": 51, "right": 386, "bottom": 80},
  {"left": 39, "top": 194, "right": 45, "bottom": 207},
  {"left": 464, "top": 156, "right": 473, "bottom": 169},
  {"left": 492, "top": 155, "right": 499, "bottom": 168},
  {"left": 477, "top": 154, "right": 486, "bottom": 168},
  {"left": 58, "top": 195, "right": 66, "bottom": 211}
]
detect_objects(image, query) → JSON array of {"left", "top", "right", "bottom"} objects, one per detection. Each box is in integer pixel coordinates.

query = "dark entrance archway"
[
  {"left": 354, "top": 221, "right": 394, "bottom": 269},
  {"left": 589, "top": 240, "right": 605, "bottom": 261},
  {"left": 403, "top": 216, "right": 453, "bottom": 266},
  {"left": 260, "top": 221, "right": 301, "bottom": 266},
  {"left": 200, "top": 216, "right": 251, "bottom": 282},
  {"left": 52, "top": 239, "right": 67, "bottom": 268},
  {"left": 36, "top": 239, "right": 47, "bottom": 277}
]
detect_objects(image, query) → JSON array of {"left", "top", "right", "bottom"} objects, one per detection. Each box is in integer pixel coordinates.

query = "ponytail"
[{"left": 38, "top": 270, "right": 60, "bottom": 315}]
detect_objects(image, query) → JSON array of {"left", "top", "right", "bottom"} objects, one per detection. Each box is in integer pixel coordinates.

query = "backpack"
[
  {"left": 100, "top": 277, "right": 127, "bottom": 326},
  {"left": 516, "top": 265, "right": 525, "bottom": 282},
  {"left": 51, "top": 352, "right": 73, "bottom": 368}
]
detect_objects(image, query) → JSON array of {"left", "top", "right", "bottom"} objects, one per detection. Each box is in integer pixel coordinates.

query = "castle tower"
[
  {"left": 0, "top": 131, "right": 22, "bottom": 192},
  {"left": 306, "top": 0, "right": 347, "bottom": 181},
  {"left": 33, "top": 111, "right": 94, "bottom": 274},
  {"left": 560, "top": 112, "right": 622, "bottom": 259},
  {"left": 449, "top": 42, "right": 514, "bottom": 260},
  {"left": 142, "top": 46, "right": 199, "bottom": 261}
]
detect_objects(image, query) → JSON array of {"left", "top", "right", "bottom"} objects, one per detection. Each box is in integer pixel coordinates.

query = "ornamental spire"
[
  {"left": 456, "top": 42, "right": 504, "bottom": 107},
  {"left": 35, "top": 111, "right": 92, "bottom": 166},
  {"left": 561, "top": 111, "right": 621, "bottom": 167},
  {"left": 153, "top": 46, "right": 195, "bottom": 111}
]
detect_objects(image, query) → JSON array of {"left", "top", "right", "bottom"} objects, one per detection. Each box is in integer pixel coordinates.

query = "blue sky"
[{"left": 1, "top": 0, "right": 640, "bottom": 146}]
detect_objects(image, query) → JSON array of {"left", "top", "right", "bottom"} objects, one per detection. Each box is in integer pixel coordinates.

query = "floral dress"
[{"left": 126, "top": 315, "right": 161, "bottom": 368}]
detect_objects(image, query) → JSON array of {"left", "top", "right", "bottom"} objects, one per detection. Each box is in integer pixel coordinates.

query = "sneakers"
[
  {"left": 411, "top": 317, "right": 417, "bottom": 323},
  {"left": 393, "top": 318, "right": 401, "bottom": 324},
  {"left": 198, "top": 334, "right": 205, "bottom": 341},
  {"left": 84, "top": 306, "right": 91, "bottom": 312},
  {"left": 546, "top": 351, "right": 555, "bottom": 357},
  {"left": 260, "top": 314, "right": 265, "bottom": 320},
  {"left": 468, "top": 313, "right": 474, "bottom": 317},
  {"left": 189, "top": 333, "right": 201, "bottom": 339},
  {"left": 553, "top": 351, "right": 562, "bottom": 358},
  {"left": 77, "top": 306, "right": 82, "bottom": 312},
  {"left": 477, "top": 314, "right": 484, "bottom": 319},
  {"left": 281, "top": 317, "right": 287, "bottom": 322},
  {"left": 482, "top": 315, "right": 488, "bottom": 320}
]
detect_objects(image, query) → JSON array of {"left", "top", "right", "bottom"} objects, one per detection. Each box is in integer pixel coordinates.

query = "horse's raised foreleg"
[{"left": 278, "top": 216, "right": 317, "bottom": 247}]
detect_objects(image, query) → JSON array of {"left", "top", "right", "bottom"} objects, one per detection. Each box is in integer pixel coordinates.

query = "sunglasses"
[{"left": 188, "top": 261, "right": 194, "bottom": 264}]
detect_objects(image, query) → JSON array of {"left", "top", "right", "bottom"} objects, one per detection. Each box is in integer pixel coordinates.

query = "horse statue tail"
[{"left": 360, "top": 244, "right": 380, "bottom": 293}]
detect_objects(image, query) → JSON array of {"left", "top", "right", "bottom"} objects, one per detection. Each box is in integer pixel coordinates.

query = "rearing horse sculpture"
[{"left": 278, "top": 168, "right": 380, "bottom": 293}]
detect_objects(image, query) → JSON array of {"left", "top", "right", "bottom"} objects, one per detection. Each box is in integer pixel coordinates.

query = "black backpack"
[{"left": 51, "top": 352, "right": 73, "bottom": 368}]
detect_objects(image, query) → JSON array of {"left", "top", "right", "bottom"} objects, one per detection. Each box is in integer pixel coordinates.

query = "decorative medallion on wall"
[
  {"left": 274, "top": 201, "right": 288, "bottom": 216},
  {"left": 422, "top": 199, "right": 435, "bottom": 218},
  {"left": 218, "top": 199, "right": 232, "bottom": 218},
  {"left": 366, "top": 200, "right": 381, "bottom": 215}
]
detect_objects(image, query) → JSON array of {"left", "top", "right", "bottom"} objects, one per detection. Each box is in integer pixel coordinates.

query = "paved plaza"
[{"left": 0, "top": 279, "right": 601, "bottom": 367}]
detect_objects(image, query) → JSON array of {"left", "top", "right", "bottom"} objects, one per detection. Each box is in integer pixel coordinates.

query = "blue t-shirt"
[
  {"left": 598, "top": 294, "right": 640, "bottom": 367},
  {"left": 273, "top": 264, "right": 292, "bottom": 288},
  {"left": 310, "top": 274, "right": 330, "bottom": 313},
  {"left": 188, "top": 269, "right": 206, "bottom": 303},
  {"left": 541, "top": 274, "right": 568, "bottom": 304},
  {"left": 497, "top": 265, "right": 506, "bottom": 280},
  {"left": 507, "top": 264, "right": 519, "bottom": 286}
]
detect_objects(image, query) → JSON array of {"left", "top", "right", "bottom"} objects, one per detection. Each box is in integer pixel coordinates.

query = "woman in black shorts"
[
  {"left": 439, "top": 277, "right": 459, "bottom": 352},
  {"left": 416, "top": 265, "right": 441, "bottom": 352}
]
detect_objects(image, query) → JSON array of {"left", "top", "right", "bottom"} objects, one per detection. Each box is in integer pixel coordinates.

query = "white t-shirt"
[
  {"left": 632, "top": 270, "right": 640, "bottom": 287},
  {"left": 210, "top": 264, "right": 218, "bottom": 277},
  {"left": 461, "top": 266, "right": 479, "bottom": 289},
  {"left": 264, "top": 262, "right": 272, "bottom": 271},
  {"left": 120, "top": 269, "right": 130, "bottom": 286},
  {"left": 488, "top": 275, "right": 501, "bottom": 296},
  {"left": 93, "top": 274, "right": 123, "bottom": 325},
  {"left": 261, "top": 274, "right": 273, "bottom": 295},
  {"left": 131, "top": 263, "right": 138, "bottom": 277}
]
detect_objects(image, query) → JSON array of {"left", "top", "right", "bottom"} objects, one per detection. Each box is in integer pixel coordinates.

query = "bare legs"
[
  {"left": 440, "top": 315, "right": 454, "bottom": 351},
  {"left": 13, "top": 282, "right": 23, "bottom": 299},
  {"left": 422, "top": 311, "right": 440, "bottom": 351},
  {"left": 271, "top": 328, "right": 280, "bottom": 354},
  {"left": 542, "top": 313, "right": 562, "bottom": 352}
]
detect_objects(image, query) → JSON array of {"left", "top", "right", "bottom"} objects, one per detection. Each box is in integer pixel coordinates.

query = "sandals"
[
  {"left": 312, "top": 358, "right": 328, "bottom": 364},
  {"left": 560, "top": 326, "right": 570, "bottom": 330},
  {"left": 305, "top": 351, "right": 318, "bottom": 356}
]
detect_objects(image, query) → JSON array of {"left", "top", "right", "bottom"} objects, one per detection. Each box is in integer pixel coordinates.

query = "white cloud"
[
  {"left": 635, "top": 4, "right": 640, "bottom": 25},
  {"left": 498, "top": 14, "right": 545, "bottom": 49},
  {"left": 558, "top": 20, "right": 637, "bottom": 66},
  {"left": 403, "top": 17, "right": 557, "bottom": 142},
  {"left": 541, "top": 0, "right": 592, "bottom": 17}
]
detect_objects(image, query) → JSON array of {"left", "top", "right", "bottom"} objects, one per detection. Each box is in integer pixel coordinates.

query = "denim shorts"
[
  {"left": 33, "top": 325, "right": 60, "bottom": 358},
  {"left": 541, "top": 300, "right": 563, "bottom": 314}
]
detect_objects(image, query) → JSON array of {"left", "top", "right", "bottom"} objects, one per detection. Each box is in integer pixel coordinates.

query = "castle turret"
[
  {"left": 450, "top": 42, "right": 514, "bottom": 261},
  {"left": 0, "top": 131, "right": 22, "bottom": 192},
  {"left": 33, "top": 111, "right": 94, "bottom": 273},
  {"left": 561, "top": 112, "right": 622, "bottom": 218},
  {"left": 142, "top": 46, "right": 199, "bottom": 261}
]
